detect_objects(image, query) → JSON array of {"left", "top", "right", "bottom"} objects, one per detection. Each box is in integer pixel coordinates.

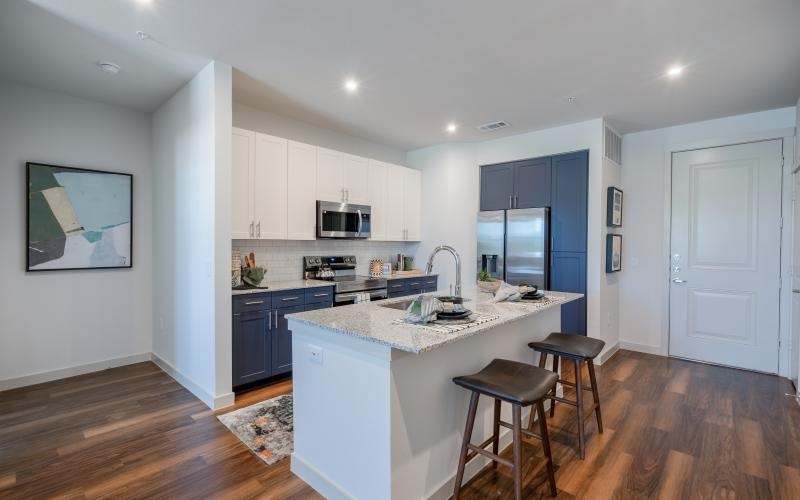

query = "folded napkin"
[
  {"left": 492, "top": 282, "right": 522, "bottom": 302},
  {"left": 404, "top": 295, "right": 442, "bottom": 324}
]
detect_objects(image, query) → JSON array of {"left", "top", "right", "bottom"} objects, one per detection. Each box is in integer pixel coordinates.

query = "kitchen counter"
[
  {"left": 287, "top": 288, "right": 580, "bottom": 353},
  {"left": 288, "top": 286, "right": 584, "bottom": 499},
  {"left": 231, "top": 279, "right": 333, "bottom": 295},
  {"left": 384, "top": 272, "right": 437, "bottom": 280}
]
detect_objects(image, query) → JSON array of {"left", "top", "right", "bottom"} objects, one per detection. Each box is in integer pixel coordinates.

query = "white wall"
[
  {"left": 233, "top": 102, "right": 407, "bottom": 165},
  {"left": 152, "top": 61, "right": 233, "bottom": 409},
  {"left": 408, "top": 119, "right": 619, "bottom": 357},
  {"left": 619, "top": 107, "right": 796, "bottom": 356},
  {"left": 0, "top": 81, "right": 153, "bottom": 388}
]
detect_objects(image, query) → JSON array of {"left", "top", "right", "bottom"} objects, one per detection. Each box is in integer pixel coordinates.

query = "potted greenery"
[{"left": 477, "top": 270, "right": 502, "bottom": 292}]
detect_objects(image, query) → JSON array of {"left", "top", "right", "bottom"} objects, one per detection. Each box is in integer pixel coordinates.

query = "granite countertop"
[
  {"left": 232, "top": 279, "right": 334, "bottom": 295},
  {"left": 384, "top": 273, "right": 437, "bottom": 280},
  {"left": 286, "top": 288, "right": 583, "bottom": 353}
]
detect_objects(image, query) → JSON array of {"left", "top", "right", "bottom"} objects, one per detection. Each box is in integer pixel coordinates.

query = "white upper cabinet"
[
  {"left": 342, "top": 153, "right": 369, "bottom": 204},
  {"left": 253, "top": 132, "right": 288, "bottom": 239},
  {"left": 287, "top": 141, "right": 317, "bottom": 240},
  {"left": 403, "top": 168, "right": 422, "bottom": 241},
  {"left": 231, "top": 128, "right": 255, "bottom": 239},
  {"left": 367, "top": 160, "right": 387, "bottom": 240},
  {"left": 316, "top": 147, "right": 344, "bottom": 203},
  {"left": 384, "top": 163, "right": 406, "bottom": 241}
]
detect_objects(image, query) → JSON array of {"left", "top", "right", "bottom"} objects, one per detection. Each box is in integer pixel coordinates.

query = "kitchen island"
[{"left": 286, "top": 288, "right": 582, "bottom": 499}]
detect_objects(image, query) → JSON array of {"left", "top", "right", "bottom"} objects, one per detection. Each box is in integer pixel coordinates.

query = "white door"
[
  {"left": 231, "top": 128, "right": 254, "bottom": 239},
  {"left": 253, "top": 133, "right": 288, "bottom": 239},
  {"left": 367, "top": 160, "right": 387, "bottom": 240},
  {"left": 287, "top": 141, "right": 317, "bottom": 240},
  {"left": 316, "top": 147, "right": 344, "bottom": 203},
  {"left": 343, "top": 153, "right": 369, "bottom": 204},
  {"left": 669, "top": 140, "right": 783, "bottom": 373},
  {"left": 403, "top": 168, "right": 422, "bottom": 241},
  {"left": 384, "top": 164, "right": 405, "bottom": 241}
]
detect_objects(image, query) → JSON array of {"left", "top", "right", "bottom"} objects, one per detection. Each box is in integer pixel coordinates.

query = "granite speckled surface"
[
  {"left": 232, "top": 279, "right": 334, "bottom": 295},
  {"left": 287, "top": 289, "right": 583, "bottom": 353},
  {"left": 384, "top": 273, "right": 437, "bottom": 281}
]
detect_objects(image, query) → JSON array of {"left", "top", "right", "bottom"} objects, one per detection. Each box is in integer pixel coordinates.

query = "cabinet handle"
[
  {"left": 281, "top": 296, "right": 301, "bottom": 301},
  {"left": 244, "top": 300, "right": 264, "bottom": 305},
  {"left": 346, "top": 189, "right": 349, "bottom": 202},
  {"left": 250, "top": 221, "right": 254, "bottom": 238},
  {"left": 410, "top": 282, "right": 420, "bottom": 286},
  {"left": 509, "top": 194, "right": 513, "bottom": 208},
  {"left": 391, "top": 284, "right": 402, "bottom": 288},
  {"left": 256, "top": 221, "right": 261, "bottom": 238},
  {"left": 514, "top": 195, "right": 518, "bottom": 208},
  {"left": 341, "top": 188, "right": 345, "bottom": 202},
  {"left": 313, "top": 293, "right": 329, "bottom": 297}
]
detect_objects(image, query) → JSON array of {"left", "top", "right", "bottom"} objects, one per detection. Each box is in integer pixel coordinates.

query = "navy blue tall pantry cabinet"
[{"left": 479, "top": 150, "right": 588, "bottom": 335}]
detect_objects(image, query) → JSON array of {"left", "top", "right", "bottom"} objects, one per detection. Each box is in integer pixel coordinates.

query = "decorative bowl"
[{"left": 477, "top": 279, "right": 502, "bottom": 292}]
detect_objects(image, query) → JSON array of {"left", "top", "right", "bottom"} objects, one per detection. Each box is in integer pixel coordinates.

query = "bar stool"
[
  {"left": 528, "top": 333, "right": 605, "bottom": 459},
  {"left": 452, "top": 359, "right": 559, "bottom": 500}
]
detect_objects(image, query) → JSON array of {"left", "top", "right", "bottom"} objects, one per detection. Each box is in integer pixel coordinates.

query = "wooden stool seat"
[
  {"left": 452, "top": 359, "right": 558, "bottom": 499},
  {"left": 529, "top": 333, "right": 606, "bottom": 460}
]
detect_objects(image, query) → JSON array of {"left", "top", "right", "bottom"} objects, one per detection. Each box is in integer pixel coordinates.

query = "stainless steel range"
[{"left": 303, "top": 255, "right": 387, "bottom": 306}]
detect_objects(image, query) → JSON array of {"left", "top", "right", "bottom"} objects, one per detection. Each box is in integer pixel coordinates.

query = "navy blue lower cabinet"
[
  {"left": 273, "top": 304, "right": 304, "bottom": 376},
  {"left": 550, "top": 251, "right": 587, "bottom": 335},
  {"left": 388, "top": 280, "right": 408, "bottom": 298},
  {"left": 232, "top": 308, "right": 272, "bottom": 386}
]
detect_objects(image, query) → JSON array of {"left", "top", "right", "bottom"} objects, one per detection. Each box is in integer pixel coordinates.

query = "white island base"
[{"left": 288, "top": 292, "right": 578, "bottom": 499}]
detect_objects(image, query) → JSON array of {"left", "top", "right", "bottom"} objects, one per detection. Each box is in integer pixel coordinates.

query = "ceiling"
[{"left": 4, "top": 0, "right": 800, "bottom": 150}]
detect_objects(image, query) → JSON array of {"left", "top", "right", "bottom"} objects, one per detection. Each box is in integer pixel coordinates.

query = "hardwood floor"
[{"left": 1, "top": 350, "right": 798, "bottom": 499}]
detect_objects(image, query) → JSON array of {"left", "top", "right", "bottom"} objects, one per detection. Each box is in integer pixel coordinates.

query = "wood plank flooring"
[{"left": 1, "top": 350, "right": 798, "bottom": 499}]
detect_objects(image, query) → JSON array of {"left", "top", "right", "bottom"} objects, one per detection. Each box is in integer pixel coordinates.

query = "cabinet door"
[
  {"left": 384, "top": 164, "right": 406, "bottom": 241},
  {"left": 316, "top": 147, "right": 344, "bottom": 203},
  {"left": 550, "top": 251, "right": 586, "bottom": 335},
  {"left": 253, "top": 133, "right": 288, "bottom": 239},
  {"left": 403, "top": 167, "right": 422, "bottom": 241},
  {"left": 287, "top": 141, "right": 317, "bottom": 240},
  {"left": 551, "top": 151, "right": 588, "bottom": 253},
  {"left": 343, "top": 154, "right": 369, "bottom": 204},
  {"left": 273, "top": 304, "right": 304, "bottom": 375},
  {"left": 514, "top": 157, "right": 551, "bottom": 208},
  {"left": 367, "top": 160, "right": 387, "bottom": 240},
  {"left": 480, "top": 163, "right": 515, "bottom": 211},
  {"left": 232, "top": 309, "right": 272, "bottom": 386},
  {"left": 231, "top": 128, "right": 255, "bottom": 239}
]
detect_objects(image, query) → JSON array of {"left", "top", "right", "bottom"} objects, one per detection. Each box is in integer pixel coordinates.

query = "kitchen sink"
[{"left": 380, "top": 299, "right": 415, "bottom": 311}]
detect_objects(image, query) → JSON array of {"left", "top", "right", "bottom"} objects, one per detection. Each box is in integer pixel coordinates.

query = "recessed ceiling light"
[
  {"left": 567, "top": 96, "right": 577, "bottom": 103},
  {"left": 343, "top": 78, "right": 359, "bottom": 93},
  {"left": 96, "top": 61, "right": 120, "bottom": 75},
  {"left": 446, "top": 123, "right": 458, "bottom": 133},
  {"left": 135, "top": 0, "right": 153, "bottom": 5},
  {"left": 666, "top": 65, "right": 684, "bottom": 78}
]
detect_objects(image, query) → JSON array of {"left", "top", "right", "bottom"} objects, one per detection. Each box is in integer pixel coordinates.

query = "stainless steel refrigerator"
[{"left": 477, "top": 208, "right": 550, "bottom": 288}]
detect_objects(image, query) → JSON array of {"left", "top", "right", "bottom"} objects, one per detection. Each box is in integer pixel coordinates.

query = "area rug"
[{"left": 217, "top": 394, "right": 293, "bottom": 465}]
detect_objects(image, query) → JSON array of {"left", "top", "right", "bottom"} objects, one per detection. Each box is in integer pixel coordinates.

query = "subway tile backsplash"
[{"left": 232, "top": 239, "right": 420, "bottom": 281}]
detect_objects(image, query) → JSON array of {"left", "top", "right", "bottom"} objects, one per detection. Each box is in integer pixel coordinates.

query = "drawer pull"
[
  {"left": 409, "top": 282, "right": 420, "bottom": 286},
  {"left": 282, "top": 296, "right": 301, "bottom": 301},
  {"left": 244, "top": 300, "right": 264, "bottom": 305},
  {"left": 391, "top": 284, "right": 403, "bottom": 288},
  {"left": 313, "top": 293, "right": 329, "bottom": 297}
]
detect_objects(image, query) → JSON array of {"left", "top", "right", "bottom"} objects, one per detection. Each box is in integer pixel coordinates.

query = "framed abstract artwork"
[
  {"left": 607, "top": 186, "right": 623, "bottom": 227},
  {"left": 606, "top": 234, "right": 622, "bottom": 273},
  {"left": 26, "top": 162, "right": 132, "bottom": 271}
]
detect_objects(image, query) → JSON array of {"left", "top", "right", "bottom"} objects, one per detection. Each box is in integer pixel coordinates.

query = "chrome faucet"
[{"left": 425, "top": 245, "right": 461, "bottom": 297}]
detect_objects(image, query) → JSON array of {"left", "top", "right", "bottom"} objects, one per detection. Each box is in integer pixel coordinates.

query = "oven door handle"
[{"left": 356, "top": 209, "right": 363, "bottom": 237}]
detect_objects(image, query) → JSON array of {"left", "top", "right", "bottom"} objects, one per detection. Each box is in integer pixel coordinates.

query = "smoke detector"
[
  {"left": 476, "top": 120, "right": 510, "bottom": 132},
  {"left": 96, "top": 61, "right": 120, "bottom": 75}
]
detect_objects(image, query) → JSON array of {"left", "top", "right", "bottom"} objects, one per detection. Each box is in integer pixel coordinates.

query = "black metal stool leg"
[
  {"left": 550, "top": 355, "right": 559, "bottom": 417},
  {"left": 512, "top": 404, "right": 523, "bottom": 500},
  {"left": 492, "top": 398, "right": 501, "bottom": 469},
  {"left": 453, "top": 392, "right": 479, "bottom": 499},
  {"left": 574, "top": 358, "right": 585, "bottom": 459}
]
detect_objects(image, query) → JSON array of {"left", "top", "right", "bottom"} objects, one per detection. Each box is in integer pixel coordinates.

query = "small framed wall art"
[
  {"left": 607, "top": 186, "right": 623, "bottom": 227},
  {"left": 606, "top": 234, "right": 622, "bottom": 273},
  {"left": 26, "top": 162, "right": 133, "bottom": 271}
]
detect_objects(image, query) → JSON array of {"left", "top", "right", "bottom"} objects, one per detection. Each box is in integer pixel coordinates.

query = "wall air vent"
[
  {"left": 477, "top": 121, "right": 510, "bottom": 132},
  {"left": 604, "top": 123, "right": 622, "bottom": 166}
]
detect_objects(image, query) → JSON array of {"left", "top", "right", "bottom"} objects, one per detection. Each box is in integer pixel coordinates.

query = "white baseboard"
[
  {"left": 0, "top": 352, "right": 152, "bottom": 392},
  {"left": 150, "top": 352, "right": 228, "bottom": 410},
  {"left": 595, "top": 341, "right": 620, "bottom": 365},
  {"left": 291, "top": 453, "right": 356, "bottom": 500},
  {"left": 619, "top": 340, "right": 664, "bottom": 356}
]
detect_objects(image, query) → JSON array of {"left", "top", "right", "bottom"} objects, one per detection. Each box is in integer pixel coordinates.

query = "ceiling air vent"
[
  {"left": 477, "top": 121, "right": 510, "bottom": 132},
  {"left": 604, "top": 124, "right": 622, "bottom": 165}
]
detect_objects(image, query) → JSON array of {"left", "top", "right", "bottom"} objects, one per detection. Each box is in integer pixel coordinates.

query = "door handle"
[
  {"left": 256, "top": 221, "right": 261, "bottom": 238},
  {"left": 792, "top": 289, "right": 800, "bottom": 294},
  {"left": 509, "top": 194, "right": 513, "bottom": 209},
  {"left": 356, "top": 209, "right": 363, "bottom": 237},
  {"left": 672, "top": 278, "right": 688, "bottom": 284},
  {"left": 514, "top": 195, "right": 518, "bottom": 208},
  {"left": 250, "top": 221, "right": 254, "bottom": 238}
]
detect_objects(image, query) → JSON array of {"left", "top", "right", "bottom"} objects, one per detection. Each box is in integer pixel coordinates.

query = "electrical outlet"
[{"left": 309, "top": 345, "right": 324, "bottom": 365}]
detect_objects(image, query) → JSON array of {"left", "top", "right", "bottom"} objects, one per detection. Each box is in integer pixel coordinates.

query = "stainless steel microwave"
[{"left": 316, "top": 201, "right": 371, "bottom": 239}]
